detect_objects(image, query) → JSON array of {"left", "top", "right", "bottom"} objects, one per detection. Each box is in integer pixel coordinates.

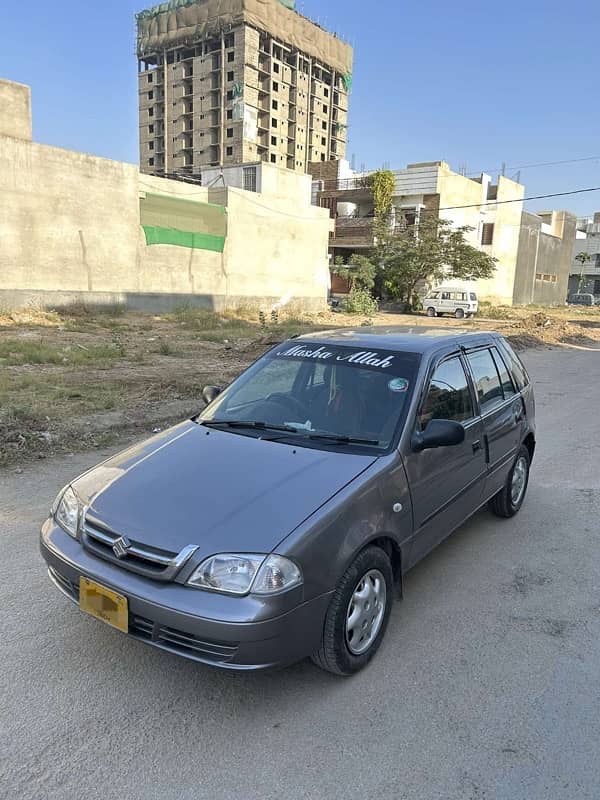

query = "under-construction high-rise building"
[{"left": 136, "top": 0, "right": 353, "bottom": 177}]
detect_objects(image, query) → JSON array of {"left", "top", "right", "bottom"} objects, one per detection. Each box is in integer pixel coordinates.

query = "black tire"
[
  {"left": 426, "top": 307, "right": 437, "bottom": 318},
  {"left": 311, "top": 546, "right": 393, "bottom": 676},
  {"left": 455, "top": 308, "right": 465, "bottom": 319},
  {"left": 489, "top": 444, "right": 530, "bottom": 518}
]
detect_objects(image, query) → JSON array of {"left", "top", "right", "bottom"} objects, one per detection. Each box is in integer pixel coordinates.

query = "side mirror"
[
  {"left": 202, "top": 385, "right": 222, "bottom": 405},
  {"left": 412, "top": 419, "right": 465, "bottom": 452}
]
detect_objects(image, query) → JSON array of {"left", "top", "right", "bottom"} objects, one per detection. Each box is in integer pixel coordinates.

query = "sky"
[{"left": 1, "top": 0, "right": 600, "bottom": 216}]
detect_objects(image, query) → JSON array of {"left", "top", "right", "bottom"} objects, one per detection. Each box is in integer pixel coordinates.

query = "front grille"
[
  {"left": 130, "top": 615, "right": 239, "bottom": 664},
  {"left": 81, "top": 515, "right": 197, "bottom": 582}
]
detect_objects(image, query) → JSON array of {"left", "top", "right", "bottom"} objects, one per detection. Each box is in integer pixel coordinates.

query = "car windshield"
[{"left": 199, "top": 341, "right": 421, "bottom": 451}]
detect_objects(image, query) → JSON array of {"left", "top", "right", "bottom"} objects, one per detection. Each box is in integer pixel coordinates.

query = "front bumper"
[{"left": 40, "top": 520, "right": 331, "bottom": 671}]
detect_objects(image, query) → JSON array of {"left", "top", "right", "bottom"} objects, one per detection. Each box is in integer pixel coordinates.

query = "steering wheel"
[{"left": 266, "top": 392, "right": 308, "bottom": 420}]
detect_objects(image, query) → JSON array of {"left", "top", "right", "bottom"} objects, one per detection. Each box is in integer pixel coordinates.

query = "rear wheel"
[
  {"left": 455, "top": 308, "right": 465, "bottom": 319},
  {"left": 311, "top": 546, "right": 393, "bottom": 675},
  {"left": 426, "top": 307, "right": 437, "bottom": 317},
  {"left": 489, "top": 445, "right": 530, "bottom": 518}
]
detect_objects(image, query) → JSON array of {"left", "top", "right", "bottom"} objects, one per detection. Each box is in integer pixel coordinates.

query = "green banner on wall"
[{"left": 140, "top": 192, "right": 227, "bottom": 252}]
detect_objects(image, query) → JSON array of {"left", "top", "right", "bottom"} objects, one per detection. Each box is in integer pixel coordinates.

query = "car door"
[
  {"left": 403, "top": 353, "right": 488, "bottom": 567},
  {"left": 464, "top": 346, "right": 521, "bottom": 498}
]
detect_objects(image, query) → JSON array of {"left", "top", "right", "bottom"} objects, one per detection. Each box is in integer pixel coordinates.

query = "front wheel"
[
  {"left": 311, "top": 546, "right": 393, "bottom": 675},
  {"left": 489, "top": 445, "right": 530, "bottom": 518},
  {"left": 455, "top": 308, "right": 465, "bottom": 319}
]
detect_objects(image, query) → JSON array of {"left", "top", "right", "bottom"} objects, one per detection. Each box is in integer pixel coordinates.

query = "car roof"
[{"left": 293, "top": 325, "right": 500, "bottom": 355}]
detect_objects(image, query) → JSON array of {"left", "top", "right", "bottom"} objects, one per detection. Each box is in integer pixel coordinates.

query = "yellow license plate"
[{"left": 79, "top": 577, "right": 128, "bottom": 634}]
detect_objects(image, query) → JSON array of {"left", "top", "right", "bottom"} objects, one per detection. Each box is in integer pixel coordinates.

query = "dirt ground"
[{"left": 1, "top": 302, "right": 599, "bottom": 468}]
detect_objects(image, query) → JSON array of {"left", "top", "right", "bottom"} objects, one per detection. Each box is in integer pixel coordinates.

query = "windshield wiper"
[
  {"left": 305, "top": 432, "right": 380, "bottom": 446},
  {"left": 199, "top": 419, "right": 299, "bottom": 433}
]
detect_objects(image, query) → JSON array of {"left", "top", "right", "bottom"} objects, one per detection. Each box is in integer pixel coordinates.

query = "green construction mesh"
[
  {"left": 137, "top": 0, "right": 296, "bottom": 20},
  {"left": 140, "top": 192, "right": 227, "bottom": 251},
  {"left": 341, "top": 73, "right": 353, "bottom": 92}
]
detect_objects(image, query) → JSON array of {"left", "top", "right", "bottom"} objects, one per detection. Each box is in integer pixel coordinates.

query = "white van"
[{"left": 423, "top": 286, "right": 478, "bottom": 318}]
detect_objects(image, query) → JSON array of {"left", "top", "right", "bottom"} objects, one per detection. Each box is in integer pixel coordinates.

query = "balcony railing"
[{"left": 320, "top": 176, "right": 372, "bottom": 193}]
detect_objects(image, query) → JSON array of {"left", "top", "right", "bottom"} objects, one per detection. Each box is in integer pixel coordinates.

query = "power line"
[
  {"left": 438, "top": 186, "right": 600, "bottom": 211},
  {"left": 467, "top": 155, "right": 600, "bottom": 177}
]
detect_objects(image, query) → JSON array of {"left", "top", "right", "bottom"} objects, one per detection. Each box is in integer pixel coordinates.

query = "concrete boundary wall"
[{"left": 0, "top": 78, "right": 330, "bottom": 313}]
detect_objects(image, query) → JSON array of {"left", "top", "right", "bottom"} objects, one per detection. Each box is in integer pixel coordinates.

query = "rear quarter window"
[{"left": 497, "top": 339, "right": 529, "bottom": 391}]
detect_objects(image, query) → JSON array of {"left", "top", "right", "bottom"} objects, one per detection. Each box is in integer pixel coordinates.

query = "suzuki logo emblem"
[{"left": 112, "top": 536, "right": 131, "bottom": 559}]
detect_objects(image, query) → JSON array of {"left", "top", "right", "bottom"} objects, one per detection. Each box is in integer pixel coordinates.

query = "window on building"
[
  {"left": 321, "top": 153, "right": 325, "bottom": 161},
  {"left": 149, "top": 124, "right": 154, "bottom": 134},
  {"left": 323, "top": 87, "right": 329, "bottom": 97},
  {"left": 535, "top": 272, "right": 543, "bottom": 281},
  {"left": 226, "top": 146, "right": 233, "bottom": 156},
  {"left": 243, "top": 166, "right": 257, "bottom": 192},
  {"left": 273, "top": 62, "right": 280, "bottom": 73},
  {"left": 227, "top": 51, "right": 235, "bottom": 62},
  {"left": 466, "top": 349, "right": 504, "bottom": 412},
  {"left": 149, "top": 141, "right": 154, "bottom": 150},
  {"left": 271, "top": 118, "right": 277, "bottom": 128},
  {"left": 322, "top": 104, "right": 328, "bottom": 113},
  {"left": 149, "top": 157, "right": 155, "bottom": 166},
  {"left": 272, "top": 99, "right": 278, "bottom": 110},
  {"left": 148, "top": 73, "right": 153, "bottom": 83},
  {"left": 227, "top": 109, "right": 233, "bottom": 120},
  {"left": 270, "top": 153, "right": 277, "bottom": 163},
  {"left": 148, "top": 108, "right": 154, "bottom": 117},
  {"left": 273, "top": 81, "right": 279, "bottom": 92},
  {"left": 419, "top": 357, "right": 474, "bottom": 428},
  {"left": 226, "top": 128, "right": 234, "bottom": 138},
  {"left": 224, "top": 33, "right": 235, "bottom": 48},
  {"left": 226, "top": 90, "right": 234, "bottom": 100},
  {"left": 227, "top": 71, "right": 234, "bottom": 82},
  {"left": 321, "top": 136, "right": 326, "bottom": 146},
  {"left": 481, "top": 223, "right": 495, "bottom": 245},
  {"left": 271, "top": 135, "right": 277, "bottom": 145},
  {"left": 322, "top": 121, "right": 327, "bottom": 130}
]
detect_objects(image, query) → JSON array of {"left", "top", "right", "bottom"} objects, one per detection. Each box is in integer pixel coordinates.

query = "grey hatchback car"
[{"left": 41, "top": 327, "right": 535, "bottom": 675}]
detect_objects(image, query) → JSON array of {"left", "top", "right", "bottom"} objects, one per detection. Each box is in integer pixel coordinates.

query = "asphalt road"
[{"left": 2, "top": 344, "right": 600, "bottom": 800}]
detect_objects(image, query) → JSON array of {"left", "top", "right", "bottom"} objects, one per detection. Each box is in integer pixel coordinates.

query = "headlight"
[
  {"left": 53, "top": 486, "right": 81, "bottom": 538},
  {"left": 187, "top": 553, "right": 302, "bottom": 596}
]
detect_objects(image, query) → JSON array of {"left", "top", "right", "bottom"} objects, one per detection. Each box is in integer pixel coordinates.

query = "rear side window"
[
  {"left": 490, "top": 347, "right": 515, "bottom": 398},
  {"left": 469, "top": 292, "right": 477, "bottom": 301},
  {"left": 466, "top": 349, "right": 504, "bottom": 411},
  {"left": 419, "top": 357, "right": 474, "bottom": 428},
  {"left": 497, "top": 340, "right": 529, "bottom": 390}
]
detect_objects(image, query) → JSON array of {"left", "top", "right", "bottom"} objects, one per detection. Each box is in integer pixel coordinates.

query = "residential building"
[
  {"left": 569, "top": 213, "right": 600, "bottom": 298},
  {"left": 311, "top": 160, "right": 526, "bottom": 305},
  {"left": 0, "top": 78, "right": 331, "bottom": 312},
  {"left": 513, "top": 211, "right": 578, "bottom": 305},
  {"left": 137, "top": 0, "right": 353, "bottom": 177}
]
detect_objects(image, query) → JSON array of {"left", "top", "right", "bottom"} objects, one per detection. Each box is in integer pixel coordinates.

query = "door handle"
[{"left": 472, "top": 440, "right": 482, "bottom": 453}]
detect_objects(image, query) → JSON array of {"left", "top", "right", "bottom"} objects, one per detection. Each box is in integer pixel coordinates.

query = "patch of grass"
[
  {"left": 0, "top": 339, "right": 122, "bottom": 366},
  {"left": 0, "top": 373, "right": 126, "bottom": 416}
]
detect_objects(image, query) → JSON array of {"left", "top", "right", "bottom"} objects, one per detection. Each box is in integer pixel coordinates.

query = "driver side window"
[{"left": 419, "top": 357, "right": 474, "bottom": 429}]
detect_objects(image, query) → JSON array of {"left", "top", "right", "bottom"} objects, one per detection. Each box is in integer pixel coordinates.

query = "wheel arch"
[
  {"left": 354, "top": 535, "right": 403, "bottom": 599},
  {"left": 523, "top": 432, "right": 536, "bottom": 463}
]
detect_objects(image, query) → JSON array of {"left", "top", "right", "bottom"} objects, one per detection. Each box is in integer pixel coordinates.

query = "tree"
[
  {"left": 375, "top": 215, "right": 497, "bottom": 308},
  {"left": 332, "top": 253, "right": 376, "bottom": 291},
  {"left": 574, "top": 251, "right": 592, "bottom": 293}
]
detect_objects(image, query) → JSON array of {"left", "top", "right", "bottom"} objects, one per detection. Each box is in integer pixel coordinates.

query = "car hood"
[{"left": 72, "top": 421, "right": 377, "bottom": 557}]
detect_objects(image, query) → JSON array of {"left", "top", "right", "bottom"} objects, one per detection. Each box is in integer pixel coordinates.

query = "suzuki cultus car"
[{"left": 41, "top": 328, "right": 535, "bottom": 675}]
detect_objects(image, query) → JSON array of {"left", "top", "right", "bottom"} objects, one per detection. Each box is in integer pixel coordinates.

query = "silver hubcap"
[
  {"left": 511, "top": 456, "right": 528, "bottom": 505},
  {"left": 345, "top": 569, "right": 386, "bottom": 655}
]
